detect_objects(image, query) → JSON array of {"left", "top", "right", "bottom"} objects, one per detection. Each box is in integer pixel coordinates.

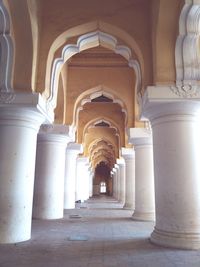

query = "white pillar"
[
  {"left": 110, "top": 170, "right": 114, "bottom": 196},
  {"left": 122, "top": 147, "right": 135, "bottom": 210},
  {"left": 76, "top": 157, "right": 90, "bottom": 202},
  {"left": 33, "top": 125, "right": 73, "bottom": 219},
  {"left": 112, "top": 168, "right": 117, "bottom": 199},
  {"left": 142, "top": 85, "right": 200, "bottom": 249},
  {"left": 64, "top": 143, "right": 82, "bottom": 209},
  {"left": 114, "top": 164, "right": 120, "bottom": 201},
  {"left": 129, "top": 128, "right": 155, "bottom": 221},
  {"left": 117, "top": 158, "right": 126, "bottom": 205},
  {"left": 0, "top": 104, "right": 45, "bottom": 243},
  {"left": 89, "top": 167, "right": 94, "bottom": 197}
]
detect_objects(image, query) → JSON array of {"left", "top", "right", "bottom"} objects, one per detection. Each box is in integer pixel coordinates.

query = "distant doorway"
[{"left": 100, "top": 182, "right": 106, "bottom": 193}]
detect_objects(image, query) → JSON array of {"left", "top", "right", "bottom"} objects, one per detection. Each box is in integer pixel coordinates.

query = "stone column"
[
  {"left": 142, "top": 85, "right": 200, "bottom": 249},
  {"left": 33, "top": 125, "right": 73, "bottom": 219},
  {"left": 76, "top": 156, "right": 90, "bottom": 202},
  {"left": 122, "top": 147, "right": 135, "bottom": 210},
  {"left": 64, "top": 143, "right": 82, "bottom": 209},
  {"left": 112, "top": 168, "right": 117, "bottom": 199},
  {"left": 114, "top": 164, "right": 120, "bottom": 201},
  {"left": 88, "top": 167, "right": 94, "bottom": 197},
  {"left": 110, "top": 170, "right": 114, "bottom": 196},
  {"left": 0, "top": 92, "right": 49, "bottom": 243},
  {"left": 129, "top": 128, "right": 155, "bottom": 221},
  {"left": 117, "top": 158, "right": 126, "bottom": 205}
]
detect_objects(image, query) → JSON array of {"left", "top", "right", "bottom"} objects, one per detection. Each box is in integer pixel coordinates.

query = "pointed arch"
[
  {"left": 43, "top": 23, "right": 142, "bottom": 113},
  {"left": 73, "top": 85, "right": 128, "bottom": 129},
  {"left": 82, "top": 117, "right": 121, "bottom": 144}
]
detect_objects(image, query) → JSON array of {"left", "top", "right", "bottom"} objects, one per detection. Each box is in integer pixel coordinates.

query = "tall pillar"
[
  {"left": 117, "top": 158, "right": 126, "bottom": 205},
  {"left": 122, "top": 147, "right": 135, "bottom": 210},
  {"left": 114, "top": 164, "right": 120, "bottom": 201},
  {"left": 129, "top": 128, "right": 155, "bottom": 221},
  {"left": 64, "top": 143, "right": 82, "bottom": 209},
  {"left": 0, "top": 92, "right": 49, "bottom": 243},
  {"left": 88, "top": 167, "right": 94, "bottom": 197},
  {"left": 76, "top": 156, "right": 90, "bottom": 202},
  {"left": 33, "top": 125, "right": 73, "bottom": 219},
  {"left": 112, "top": 168, "right": 117, "bottom": 199},
  {"left": 142, "top": 85, "right": 200, "bottom": 249}
]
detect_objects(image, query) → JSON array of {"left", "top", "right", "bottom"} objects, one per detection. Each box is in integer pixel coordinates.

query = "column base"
[
  {"left": 150, "top": 228, "right": 200, "bottom": 250},
  {"left": 124, "top": 204, "right": 134, "bottom": 210},
  {"left": 132, "top": 211, "right": 155, "bottom": 221}
]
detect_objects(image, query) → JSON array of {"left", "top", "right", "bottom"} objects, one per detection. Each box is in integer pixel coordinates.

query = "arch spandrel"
[
  {"left": 6, "top": 0, "right": 34, "bottom": 92},
  {"left": 152, "top": 0, "right": 184, "bottom": 85}
]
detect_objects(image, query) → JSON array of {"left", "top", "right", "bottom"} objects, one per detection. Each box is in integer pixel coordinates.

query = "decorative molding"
[
  {"left": 0, "top": 92, "right": 16, "bottom": 103},
  {"left": 0, "top": 0, "right": 13, "bottom": 92},
  {"left": 170, "top": 84, "right": 200, "bottom": 98},
  {"left": 175, "top": 2, "right": 200, "bottom": 85},
  {"left": 141, "top": 86, "right": 200, "bottom": 124}
]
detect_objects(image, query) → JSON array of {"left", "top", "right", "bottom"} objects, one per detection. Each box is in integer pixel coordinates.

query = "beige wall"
[{"left": 66, "top": 66, "right": 135, "bottom": 126}]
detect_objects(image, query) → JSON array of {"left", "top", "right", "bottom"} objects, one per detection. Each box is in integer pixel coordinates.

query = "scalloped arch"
[
  {"left": 45, "top": 29, "right": 142, "bottom": 113},
  {"left": 83, "top": 117, "right": 120, "bottom": 140},
  {"left": 88, "top": 138, "right": 115, "bottom": 155},
  {"left": 44, "top": 20, "right": 143, "bottom": 97},
  {"left": 73, "top": 85, "right": 128, "bottom": 129}
]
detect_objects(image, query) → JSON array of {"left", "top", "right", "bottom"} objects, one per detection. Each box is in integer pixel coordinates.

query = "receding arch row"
[
  {"left": 73, "top": 85, "right": 128, "bottom": 129},
  {"left": 82, "top": 117, "right": 122, "bottom": 146},
  {"left": 46, "top": 30, "right": 142, "bottom": 113},
  {"left": 88, "top": 138, "right": 117, "bottom": 158}
]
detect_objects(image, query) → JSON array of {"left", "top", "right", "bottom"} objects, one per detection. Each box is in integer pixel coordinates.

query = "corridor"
[{"left": 0, "top": 196, "right": 200, "bottom": 267}]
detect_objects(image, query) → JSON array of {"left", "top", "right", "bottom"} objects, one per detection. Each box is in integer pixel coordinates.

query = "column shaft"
[
  {"left": 76, "top": 157, "right": 90, "bottom": 202},
  {"left": 0, "top": 108, "right": 44, "bottom": 243},
  {"left": 33, "top": 125, "right": 71, "bottom": 219},
  {"left": 117, "top": 158, "right": 126, "bottom": 205},
  {"left": 64, "top": 143, "right": 82, "bottom": 209},
  {"left": 142, "top": 85, "right": 200, "bottom": 249},
  {"left": 122, "top": 148, "right": 135, "bottom": 210},
  {"left": 129, "top": 128, "right": 155, "bottom": 221}
]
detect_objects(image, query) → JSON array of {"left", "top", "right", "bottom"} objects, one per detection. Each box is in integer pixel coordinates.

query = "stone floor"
[{"left": 0, "top": 196, "right": 200, "bottom": 267}]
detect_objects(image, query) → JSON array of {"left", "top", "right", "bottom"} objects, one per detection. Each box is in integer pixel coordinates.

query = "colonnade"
[{"left": 1, "top": 91, "right": 200, "bottom": 251}]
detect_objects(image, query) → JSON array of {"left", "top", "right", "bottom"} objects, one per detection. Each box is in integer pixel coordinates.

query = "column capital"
[
  {"left": 38, "top": 124, "right": 75, "bottom": 144},
  {"left": 117, "top": 158, "right": 125, "bottom": 166},
  {"left": 141, "top": 85, "right": 200, "bottom": 122},
  {"left": 66, "top": 142, "right": 83, "bottom": 154},
  {"left": 128, "top": 128, "right": 152, "bottom": 146},
  {"left": 0, "top": 92, "right": 54, "bottom": 123},
  {"left": 77, "top": 156, "right": 89, "bottom": 164},
  {"left": 0, "top": 106, "right": 45, "bottom": 131},
  {"left": 121, "top": 147, "right": 135, "bottom": 160}
]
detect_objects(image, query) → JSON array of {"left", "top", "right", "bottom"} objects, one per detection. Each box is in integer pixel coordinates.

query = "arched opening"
[
  {"left": 93, "top": 161, "right": 112, "bottom": 196},
  {"left": 100, "top": 182, "right": 106, "bottom": 193},
  {"left": 44, "top": 29, "right": 141, "bottom": 128}
]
